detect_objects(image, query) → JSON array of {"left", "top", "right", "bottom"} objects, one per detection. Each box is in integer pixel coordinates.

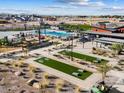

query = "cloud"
[
  {"left": 97, "top": 6, "right": 124, "bottom": 15},
  {"left": 55, "top": 0, "right": 89, "bottom": 4},
  {"left": 0, "top": 8, "right": 31, "bottom": 14},
  {"left": 41, "top": 5, "right": 77, "bottom": 10},
  {"left": 55, "top": 0, "right": 105, "bottom": 7},
  {"left": 70, "top": 1, "right": 105, "bottom": 7},
  {"left": 102, "top": 6, "right": 124, "bottom": 11},
  {"left": 112, "top": 6, "right": 124, "bottom": 10}
]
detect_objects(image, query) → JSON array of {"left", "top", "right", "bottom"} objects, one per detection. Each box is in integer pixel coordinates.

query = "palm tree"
[
  {"left": 44, "top": 23, "right": 50, "bottom": 36},
  {"left": 38, "top": 19, "right": 49, "bottom": 44},
  {"left": 37, "top": 19, "right": 42, "bottom": 44}
]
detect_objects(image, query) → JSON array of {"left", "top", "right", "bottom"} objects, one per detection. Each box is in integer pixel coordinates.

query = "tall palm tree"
[
  {"left": 38, "top": 21, "right": 50, "bottom": 44},
  {"left": 44, "top": 23, "right": 50, "bottom": 36},
  {"left": 38, "top": 28, "right": 41, "bottom": 44}
]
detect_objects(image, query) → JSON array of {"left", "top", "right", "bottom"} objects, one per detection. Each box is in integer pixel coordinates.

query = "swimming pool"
[
  {"left": 40, "top": 29, "right": 74, "bottom": 38},
  {"left": 0, "top": 29, "right": 75, "bottom": 39}
]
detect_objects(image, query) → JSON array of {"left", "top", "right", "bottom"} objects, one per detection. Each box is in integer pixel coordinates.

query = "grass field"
[
  {"left": 36, "top": 57, "right": 92, "bottom": 80},
  {"left": 59, "top": 50, "right": 108, "bottom": 65}
]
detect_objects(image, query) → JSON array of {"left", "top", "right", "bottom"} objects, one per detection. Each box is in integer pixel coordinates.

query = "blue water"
[
  {"left": 40, "top": 29, "right": 72, "bottom": 38},
  {"left": 0, "top": 29, "right": 73, "bottom": 39}
]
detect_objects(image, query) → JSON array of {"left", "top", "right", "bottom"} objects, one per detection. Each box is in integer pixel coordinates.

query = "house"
[{"left": 92, "top": 22, "right": 124, "bottom": 33}]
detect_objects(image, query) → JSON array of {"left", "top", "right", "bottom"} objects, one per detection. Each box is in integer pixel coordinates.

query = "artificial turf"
[
  {"left": 35, "top": 57, "right": 92, "bottom": 80},
  {"left": 59, "top": 50, "right": 108, "bottom": 65}
]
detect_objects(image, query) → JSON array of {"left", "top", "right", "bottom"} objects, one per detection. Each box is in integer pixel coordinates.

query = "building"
[
  {"left": 84, "top": 31, "right": 124, "bottom": 39},
  {"left": 92, "top": 22, "right": 124, "bottom": 33}
]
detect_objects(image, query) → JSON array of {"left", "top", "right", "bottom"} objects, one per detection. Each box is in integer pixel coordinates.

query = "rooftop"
[
  {"left": 96, "top": 37, "right": 124, "bottom": 44},
  {"left": 84, "top": 31, "right": 124, "bottom": 38},
  {"left": 92, "top": 22, "right": 124, "bottom": 30}
]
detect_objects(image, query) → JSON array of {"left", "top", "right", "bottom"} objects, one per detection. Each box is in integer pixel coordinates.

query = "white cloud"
[
  {"left": 112, "top": 6, "right": 124, "bottom": 10},
  {"left": 70, "top": 1, "right": 105, "bottom": 7},
  {"left": 56, "top": 0, "right": 105, "bottom": 7},
  {"left": 0, "top": 8, "right": 32, "bottom": 14},
  {"left": 97, "top": 6, "right": 124, "bottom": 15},
  {"left": 41, "top": 5, "right": 77, "bottom": 10},
  {"left": 102, "top": 6, "right": 124, "bottom": 11},
  {"left": 56, "top": 0, "right": 89, "bottom": 3}
]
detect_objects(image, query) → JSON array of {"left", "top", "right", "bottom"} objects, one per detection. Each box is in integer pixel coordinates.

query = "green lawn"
[
  {"left": 35, "top": 57, "right": 92, "bottom": 80},
  {"left": 59, "top": 50, "right": 108, "bottom": 65}
]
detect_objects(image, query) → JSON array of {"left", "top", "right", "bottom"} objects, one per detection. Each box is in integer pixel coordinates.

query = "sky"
[{"left": 0, "top": 0, "right": 124, "bottom": 15}]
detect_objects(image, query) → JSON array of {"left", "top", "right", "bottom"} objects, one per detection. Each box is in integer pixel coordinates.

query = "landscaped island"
[
  {"left": 35, "top": 57, "right": 92, "bottom": 80},
  {"left": 59, "top": 50, "right": 108, "bottom": 65}
]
